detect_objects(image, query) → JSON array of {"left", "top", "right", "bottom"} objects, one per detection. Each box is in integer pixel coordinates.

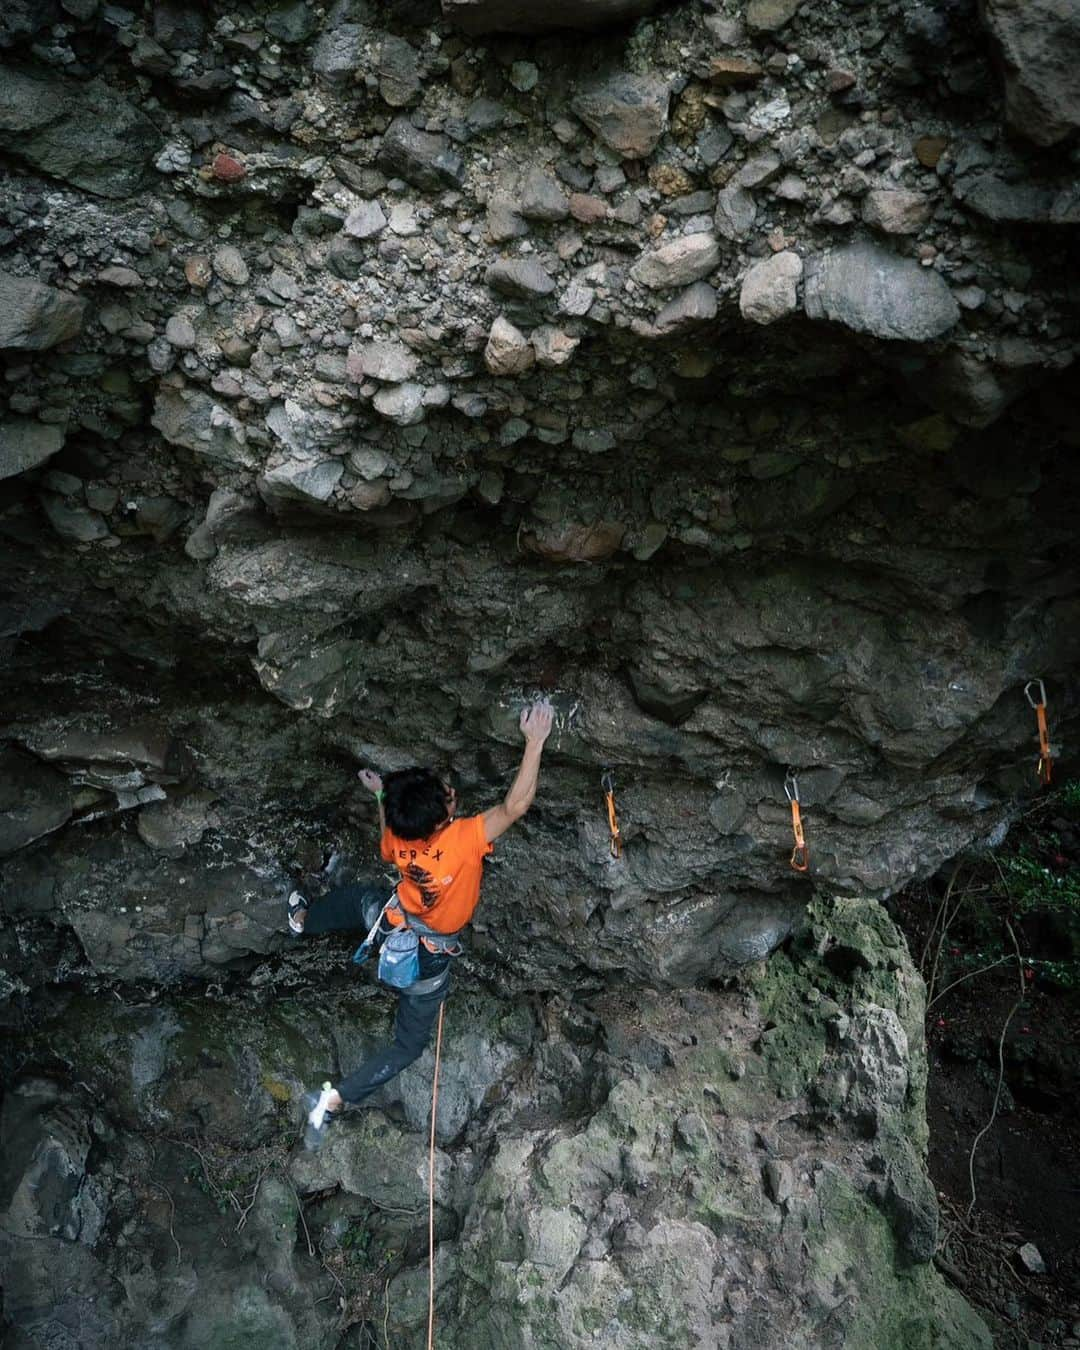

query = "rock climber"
[{"left": 290, "top": 697, "right": 555, "bottom": 1144}]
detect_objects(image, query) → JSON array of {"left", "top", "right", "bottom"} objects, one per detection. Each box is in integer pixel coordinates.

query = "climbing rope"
[
  {"left": 784, "top": 770, "right": 809, "bottom": 873},
  {"left": 601, "top": 770, "right": 623, "bottom": 858},
  {"left": 1024, "top": 679, "right": 1053, "bottom": 786},
  {"left": 427, "top": 1001, "right": 445, "bottom": 1350}
]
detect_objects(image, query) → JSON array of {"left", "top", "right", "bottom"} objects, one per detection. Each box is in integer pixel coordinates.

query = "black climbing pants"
[{"left": 302, "top": 882, "right": 451, "bottom": 1107}]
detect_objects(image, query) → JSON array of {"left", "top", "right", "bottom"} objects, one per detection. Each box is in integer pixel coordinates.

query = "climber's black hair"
[{"left": 383, "top": 767, "right": 452, "bottom": 841}]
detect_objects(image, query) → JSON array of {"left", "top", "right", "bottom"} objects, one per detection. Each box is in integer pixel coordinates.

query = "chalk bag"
[{"left": 378, "top": 926, "right": 420, "bottom": 989}]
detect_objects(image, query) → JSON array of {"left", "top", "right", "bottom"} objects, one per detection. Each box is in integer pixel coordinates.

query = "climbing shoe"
[
  {"left": 287, "top": 890, "right": 309, "bottom": 935},
  {"left": 302, "top": 1082, "right": 340, "bottom": 1149}
]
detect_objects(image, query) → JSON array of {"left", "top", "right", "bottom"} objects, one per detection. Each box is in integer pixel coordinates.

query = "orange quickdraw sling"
[
  {"left": 784, "top": 770, "right": 809, "bottom": 873},
  {"left": 601, "top": 770, "right": 623, "bottom": 859},
  {"left": 1024, "top": 679, "right": 1053, "bottom": 787}
]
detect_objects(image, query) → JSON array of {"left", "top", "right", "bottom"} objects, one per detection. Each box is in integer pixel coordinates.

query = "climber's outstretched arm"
[{"left": 483, "top": 699, "right": 554, "bottom": 843}]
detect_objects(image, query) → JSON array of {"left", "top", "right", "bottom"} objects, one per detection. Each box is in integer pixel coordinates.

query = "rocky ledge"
[{"left": 1, "top": 899, "right": 992, "bottom": 1348}]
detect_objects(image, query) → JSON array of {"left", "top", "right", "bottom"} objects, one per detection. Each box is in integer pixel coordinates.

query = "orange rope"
[{"left": 427, "top": 1001, "right": 444, "bottom": 1350}]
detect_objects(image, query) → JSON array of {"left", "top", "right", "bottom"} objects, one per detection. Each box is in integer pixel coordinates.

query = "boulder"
[
  {"left": 739, "top": 250, "right": 803, "bottom": 325},
  {"left": 0, "top": 273, "right": 85, "bottom": 350},
  {"left": 0, "top": 66, "right": 162, "bottom": 198},
  {"left": 981, "top": 0, "right": 1080, "bottom": 146},
  {"left": 571, "top": 73, "right": 671, "bottom": 158},
  {"left": 0, "top": 418, "right": 65, "bottom": 481},
  {"left": 377, "top": 117, "right": 465, "bottom": 192},
  {"left": 803, "top": 241, "right": 959, "bottom": 342},
  {"left": 441, "top": 0, "right": 661, "bottom": 33},
  {"left": 630, "top": 234, "right": 719, "bottom": 289}
]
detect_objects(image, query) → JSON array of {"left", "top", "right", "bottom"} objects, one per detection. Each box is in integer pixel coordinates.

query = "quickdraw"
[
  {"left": 1024, "top": 679, "right": 1053, "bottom": 787},
  {"left": 601, "top": 770, "right": 623, "bottom": 859},
  {"left": 784, "top": 770, "right": 809, "bottom": 873}
]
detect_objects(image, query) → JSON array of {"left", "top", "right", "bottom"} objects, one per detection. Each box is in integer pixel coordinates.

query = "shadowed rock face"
[{"left": 0, "top": 0, "right": 1076, "bottom": 1345}]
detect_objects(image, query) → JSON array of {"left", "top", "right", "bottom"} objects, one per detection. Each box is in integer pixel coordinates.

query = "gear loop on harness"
[
  {"left": 1024, "top": 679, "right": 1053, "bottom": 787},
  {"left": 601, "top": 770, "right": 623, "bottom": 859},
  {"left": 784, "top": 769, "right": 809, "bottom": 873}
]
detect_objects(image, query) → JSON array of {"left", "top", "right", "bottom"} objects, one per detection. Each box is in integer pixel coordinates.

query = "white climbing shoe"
[{"left": 302, "top": 1082, "right": 338, "bottom": 1149}]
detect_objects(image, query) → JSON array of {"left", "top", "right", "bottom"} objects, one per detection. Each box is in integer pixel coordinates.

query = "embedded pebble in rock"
[
  {"left": 378, "top": 36, "right": 423, "bottom": 108},
  {"left": 980, "top": 0, "right": 1080, "bottom": 146},
  {"left": 212, "top": 245, "right": 250, "bottom": 286},
  {"left": 509, "top": 61, "right": 539, "bottom": 93},
  {"left": 343, "top": 200, "right": 388, "bottom": 239},
  {"left": 348, "top": 341, "right": 418, "bottom": 384},
  {"left": 484, "top": 316, "right": 535, "bottom": 376},
  {"left": 164, "top": 315, "right": 196, "bottom": 349},
  {"left": 739, "top": 251, "right": 803, "bottom": 326},
  {"left": 377, "top": 116, "right": 465, "bottom": 191},
  {"left": 0, "top": 419, "right": 65, "bottom": 481},
  {"left": 372, "top": 381, "right": 426, "bottom": 425},
  {"left": 803, "top": 241, "right": 960, "bottom": 342},
  {"left": 630, "top": 233, "right": 720, "bottom": 290},
  {"left": 520, "top": 170, "right": 570, "bottom": 223},
  {"left": 746, "top": 0, "right": 804, "bottom": 32},
  {"left": 486, "top": 257, "right": 557, "bottom": 299},
  {"left": 0, "top": 273, "right": 86, "bottom": 350},
  {"left": 715, "top": 184, "right": 757, "bottom": 242},
  {"left": 571, "top": 72, "right": 672, "bottom": 158},
  {"left": 651, "top": 282, "right": 718, "bottom": 336},
  {"left": 862, "top": 189, "right": 933, "bottom": 235},
  {"left": 531, "top": 325, "right": 580, "bottom": 368}
]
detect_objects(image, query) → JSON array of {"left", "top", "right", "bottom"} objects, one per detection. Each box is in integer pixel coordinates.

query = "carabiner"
[
  {"left": 601, "top": 770, "right": 616, "bottom": 796},
  {"left": 783, "top": 770, "right": 799, "bottom": 804},
  {"left": 1024, "top": 678, "right": 1047, "bottom": 710}
]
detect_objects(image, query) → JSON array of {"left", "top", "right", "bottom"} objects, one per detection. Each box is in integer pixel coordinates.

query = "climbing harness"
[
  {"left": 784, "top": 770, "right": 809, "bottom": 873},
  {"left": 427, "top": 1002, "right": 445, "bottom": 1350},
  {"left": 601, "top": 770, "right": 623, "bottom": 859},
  {"left": 1024, "top": 679, "right": 1053, "bottom": 787},
  {"left": 352, "top": 893, "right": 462, "bottom": 989}
]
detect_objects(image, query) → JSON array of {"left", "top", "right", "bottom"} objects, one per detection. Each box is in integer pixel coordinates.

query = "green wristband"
[{"left": 374, "top": 789, "right": 385, "bottom": 801}]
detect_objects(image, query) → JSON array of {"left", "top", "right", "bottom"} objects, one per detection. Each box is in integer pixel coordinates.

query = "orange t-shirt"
[{"left": 380, "top": 813, "right": 493, "bottom": 934}]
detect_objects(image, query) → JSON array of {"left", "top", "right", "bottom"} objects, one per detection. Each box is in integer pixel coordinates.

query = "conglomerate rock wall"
[{"left": 0, "top": 0, "right": 1077, "bottom": 1345}]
